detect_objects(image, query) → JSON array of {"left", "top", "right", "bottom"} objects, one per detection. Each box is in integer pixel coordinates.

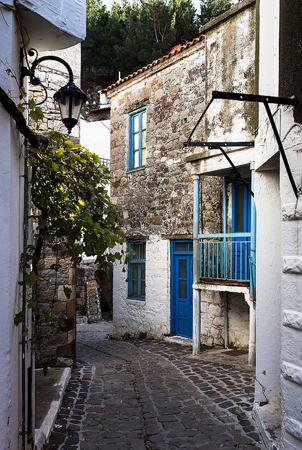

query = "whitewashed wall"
[
  {"left": 0, "top": 9, "right": 26, "bottom": 449},
  {"left": 113, "top": 236, "right": 170, "bottom": 338}
]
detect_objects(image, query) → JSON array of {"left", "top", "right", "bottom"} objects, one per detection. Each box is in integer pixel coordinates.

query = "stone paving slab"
[{"left": 45, "top": 325, "right": 265, "bottom": 450}]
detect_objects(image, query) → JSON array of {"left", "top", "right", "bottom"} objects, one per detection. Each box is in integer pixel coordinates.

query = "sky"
[{"left": 102, "top": 0, "right": 201, "bottom": 14}]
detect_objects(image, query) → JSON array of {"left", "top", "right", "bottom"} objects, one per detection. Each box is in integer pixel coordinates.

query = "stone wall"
[
  {"left": 76, "top": 261, "right": 113, "bottom": 319},
  {"left": 110, "top": 41, "right": 206, "bottom": 238},
  {"left": 29, "top": 45, "right": 81, "bottom": 365},
  {"left": 34, "top": 244, "right": 76, "bottom": 366}
]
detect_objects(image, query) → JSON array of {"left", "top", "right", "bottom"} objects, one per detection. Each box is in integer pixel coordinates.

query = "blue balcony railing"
[{"left": 198, "top": 233, "right": 251, "bottom": 282}]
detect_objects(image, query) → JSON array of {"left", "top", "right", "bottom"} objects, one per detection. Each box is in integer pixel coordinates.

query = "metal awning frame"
[{"left": 185, "top": 91, "right": 299, "bottom": 198}]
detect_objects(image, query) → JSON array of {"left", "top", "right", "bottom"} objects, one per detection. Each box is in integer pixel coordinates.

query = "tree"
[
  {"left": 82, "top": 0, "right": 199, "bottom": 82},
  {"left": 29, "top": 131, "right": 126, "bottom": 274},
  {"left": 199, "top": 0, "right": 236, "bottom": 26}
]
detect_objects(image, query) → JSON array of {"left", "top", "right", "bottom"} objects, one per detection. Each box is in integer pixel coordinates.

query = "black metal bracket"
[{"left": 185, "top": 91, "right": 300, "bottom": 198}]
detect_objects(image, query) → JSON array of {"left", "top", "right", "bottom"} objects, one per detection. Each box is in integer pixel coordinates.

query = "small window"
[
  {"left": 128, "top": 242, "right": 146, "bottom": 300},
  {"left": 129, "top": 108, "right": 146, "bottom": 170}
]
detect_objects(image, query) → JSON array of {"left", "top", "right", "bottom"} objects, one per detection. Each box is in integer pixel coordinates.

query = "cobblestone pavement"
[{"left": 46, "top": 323, "right": 265, "bottom": 450}]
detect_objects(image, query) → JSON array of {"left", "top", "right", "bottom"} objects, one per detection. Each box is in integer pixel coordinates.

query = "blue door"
[
  {"left": 232, "top": 182, "right": 251, "bottom": 280},
  {"left": 171, "top": 241, "right": 193, "bottom": 338}
]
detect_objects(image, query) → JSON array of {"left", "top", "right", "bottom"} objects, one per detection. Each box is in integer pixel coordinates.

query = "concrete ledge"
[
  {"left": 35, "top": 367, "right": 71, "bottom": 450},
  {"left": 253, "top": 402, "right": 281, "bottom": 450}
]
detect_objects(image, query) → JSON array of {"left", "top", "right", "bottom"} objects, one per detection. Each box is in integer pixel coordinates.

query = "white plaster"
[
  {"left": 283, "top": 310, "right": 302, "bottom": 331},
  {"left": 281, "top": 362, "right": 302, "bottom": 386},
  {"left": 282, "top": 201, "right": 302, "bottom": 221},
  {"left": 15, "top": 0, "right": 86, "bottom": 51},
  {"left": 113, "top": 236, "right": 170, "bottom": 338},
  {"left": 0, "top": 2, "right": 85, "bottom": 448},
  {"left": 254, "top": 170, "right": 281, "bottom": 404},
  {"left": 283, "top": 415, "right": 302, "bottom": 446},
  {"left": 80, "top": 119, "right": 110, "bottom": 160},
  {"left": 283, "top": 257, "right": 302, "bottom": 275},
  {"left": 0, "top": 11, "right": 25, "bottom": 449}
]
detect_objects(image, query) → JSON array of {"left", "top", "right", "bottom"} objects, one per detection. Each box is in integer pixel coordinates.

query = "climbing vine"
[{"left": 0, "top": 84, "right": 129, "bottom": 346}]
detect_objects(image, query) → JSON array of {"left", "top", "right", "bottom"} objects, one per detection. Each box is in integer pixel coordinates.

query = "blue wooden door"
[
  {"left": 171, "top": 241, "right": 193, "bottom": 338},
  {"left": 232, "top": 182, "right": 251, "bottom": 280}
]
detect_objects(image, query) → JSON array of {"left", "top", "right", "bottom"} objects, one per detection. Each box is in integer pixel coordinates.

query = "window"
[
  {"left": 128, "top": 242, "right": 146, "bottom": 300},
  {"left": 129, "top": 108, "right": 146, "bottom": 170}
]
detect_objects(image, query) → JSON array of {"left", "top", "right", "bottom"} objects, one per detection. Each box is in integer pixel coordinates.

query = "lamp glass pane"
[
  {"left": 71, "top": 97, "right": 82, "bottom": 120},
  {"left": 58, "top": 96, "right": 70, "bottom": 119}
]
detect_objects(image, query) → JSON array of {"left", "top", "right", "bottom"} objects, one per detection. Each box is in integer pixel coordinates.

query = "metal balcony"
[{"left": 198, "top": 233, "right": 251, "bottom": 282}]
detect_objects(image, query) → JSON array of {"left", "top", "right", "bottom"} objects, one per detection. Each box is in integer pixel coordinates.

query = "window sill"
[
  {"left": 126, "top": 297, "right": 146, "bottom": 304},
  {"left": 127, "top": 166, "right": 146, "bottom": 173}
]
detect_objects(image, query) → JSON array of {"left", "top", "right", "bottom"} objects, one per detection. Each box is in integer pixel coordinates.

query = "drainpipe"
[
  {"left": 192, "top": 175, "right": 201, "bottom": 355},
  {"left": 249, "top": 165, "right": 256, "bottom": 366},
  {"left": 21, "top": 140, "right": 29, "bottom": 450}
]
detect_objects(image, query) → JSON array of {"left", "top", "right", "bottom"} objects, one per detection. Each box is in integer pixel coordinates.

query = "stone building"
[{"left": 107, "top": 0, "right": 256, "bottom": 348}]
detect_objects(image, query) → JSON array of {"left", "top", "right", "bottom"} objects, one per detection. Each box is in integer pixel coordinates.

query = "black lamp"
[{"left": 22, "top": 49, "right": 87, "bottom": 134}]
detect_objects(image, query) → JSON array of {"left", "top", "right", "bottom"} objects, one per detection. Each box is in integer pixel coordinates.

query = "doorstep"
[{"left": 35, "top": 367, "right": 71, "bottom": 450}]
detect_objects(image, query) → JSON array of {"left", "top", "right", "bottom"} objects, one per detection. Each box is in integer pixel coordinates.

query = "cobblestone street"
[{"left": 46, "top": 322, "right": 265, "bottom": 450}]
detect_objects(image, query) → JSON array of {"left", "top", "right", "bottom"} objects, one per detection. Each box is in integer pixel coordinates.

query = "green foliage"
[
  {"left": 82, "top": 0, "right": 199, "bottom": 80},
  {"left": 29, "top": 131, "right": 125, "bottom": 267},
  {"left": 199, "top": 0, "right": 236, "bottom": 26}
]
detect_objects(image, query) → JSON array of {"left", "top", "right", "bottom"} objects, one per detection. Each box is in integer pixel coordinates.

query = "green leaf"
[
  {"left": 63, "top": 286, "right": 72, "bottom": 299},
  {"left": 43, "top": 311, "right": 52, "bottom": 323},
  {"left": 28, "top": 98, "right": 36, "bottom": 109},
  {"left": 51, "top": 162, "right": 59, "bottom": 172},
  {"left": 14, "top": 311, "right": 25, "bottom": 326},
  {"left": 57, "top": 318, "right": 66, "bottom": 331},
  {"left": 23, "top": 271, "right": 38, "bottom": 286},
  {"left": 17, "top": 103, "right": 25, "bottom": 113},
  {"left": 27, "top": 298, "right": 37, "bottom": 309}
]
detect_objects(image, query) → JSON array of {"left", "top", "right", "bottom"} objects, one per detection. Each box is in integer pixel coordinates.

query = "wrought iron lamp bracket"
[{"left": 185, "top": 90, "right": 299, "bottom": 198}]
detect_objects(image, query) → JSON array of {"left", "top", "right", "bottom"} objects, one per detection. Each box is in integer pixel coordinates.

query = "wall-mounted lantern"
[{"left": 22, "top": 48, "right": 87, "bottom": 133}]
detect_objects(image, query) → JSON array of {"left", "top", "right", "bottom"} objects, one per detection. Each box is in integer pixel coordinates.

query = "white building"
[
  {"left": 0, "top": 1, "right": 85, "bottom": 448},
  {"left": 188, "top": 0, "right": 302, "bottom": 448}
]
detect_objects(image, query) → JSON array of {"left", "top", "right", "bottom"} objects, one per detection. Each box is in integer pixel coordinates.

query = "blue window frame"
[
  {"left": 129, "top": 107, "right": 146, "bottom": 170},
  {"left": 128, "top": 242, "right": 146, "bottom": 300}
]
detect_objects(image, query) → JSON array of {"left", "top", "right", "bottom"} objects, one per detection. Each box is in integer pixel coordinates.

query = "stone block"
[
  {"left": 58, "top": 257, "right": 72, "bottom": 269},
  {"left": 54, "top": 302, "right": 66, "bottom": 313},
  {"left": 56, "top": 341, "right": 75, "bottom": 358},
  {"left": 44, "top": 257, "right": 57, "bottom": 269},
  {"left": 68, "top": 329, "right": 76, "bottom": 343},
  {"left": 58, "top": 285, "right": 69, "bottom": 302},
  {"left": 67, "top": 299, "right": 76, "bottom": 318}
]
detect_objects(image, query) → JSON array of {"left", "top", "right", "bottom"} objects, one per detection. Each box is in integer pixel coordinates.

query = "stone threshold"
[
  {"left": 253, "top": 402, "right": 281, "bottom": 450},
  {"left": 164, "top": 335, "right": 193, "bottom": 346}
]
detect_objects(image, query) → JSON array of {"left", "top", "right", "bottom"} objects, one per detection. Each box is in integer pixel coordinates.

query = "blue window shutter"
[{"left": 129, "top": 107, "right": 146, "bottom": 170}]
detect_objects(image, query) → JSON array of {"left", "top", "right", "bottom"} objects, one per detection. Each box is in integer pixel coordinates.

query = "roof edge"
[{"left": 105, "top": 36, "right": 205, "bottom": 93}]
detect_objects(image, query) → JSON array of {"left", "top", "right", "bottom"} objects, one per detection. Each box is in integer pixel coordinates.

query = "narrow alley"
[{"left": 46, "top": 322, "right": 265, "bottom": 450}]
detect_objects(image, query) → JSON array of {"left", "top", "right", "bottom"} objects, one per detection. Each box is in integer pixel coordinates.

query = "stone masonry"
[{"left": 108, "top": 0, "right": 256, "bottom": 346}]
